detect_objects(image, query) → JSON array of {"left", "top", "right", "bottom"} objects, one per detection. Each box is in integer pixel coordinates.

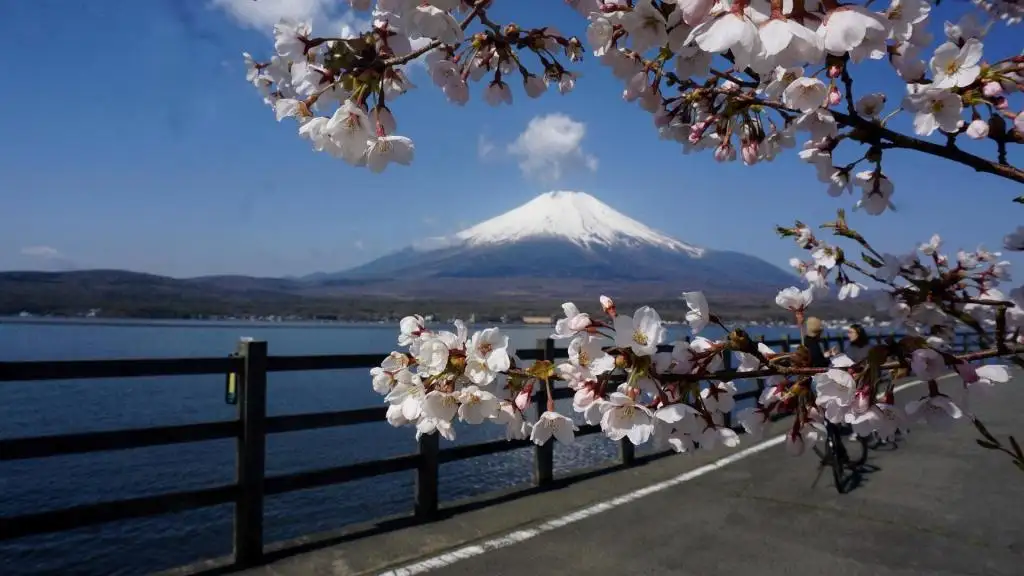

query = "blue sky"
[{"left": 1, "top": 0, "right": 1020, "bottom": 281}]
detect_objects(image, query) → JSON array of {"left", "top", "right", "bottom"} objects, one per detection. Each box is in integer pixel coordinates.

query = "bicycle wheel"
[
  {"left": 826, "top": 433, "right": 847, "bottom": 494},
  {"left": 842, "top": 433, "right": 869, "bottom": 467}
]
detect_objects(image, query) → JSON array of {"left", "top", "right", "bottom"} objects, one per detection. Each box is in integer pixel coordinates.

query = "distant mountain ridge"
[{"left": 1, "top": 191, "right": 803, "bottom": 315}]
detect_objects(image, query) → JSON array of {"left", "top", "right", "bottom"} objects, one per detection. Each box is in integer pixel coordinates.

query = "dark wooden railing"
[{"left": 0, "top": 330, "right": 985, "bottom": 569}]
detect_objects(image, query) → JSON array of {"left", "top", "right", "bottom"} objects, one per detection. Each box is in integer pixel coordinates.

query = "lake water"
[{"left": 0, "top": 318, "right": 833, "bottom": 575}]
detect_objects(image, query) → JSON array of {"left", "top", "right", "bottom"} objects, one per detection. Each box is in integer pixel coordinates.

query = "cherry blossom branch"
[
  {"left": 973, "top": 416, "right": 1024, "bottom": 472},
  {"left": 652, "top": 343, "right": 1021, "bottom": 384},
  {"left": 384, "top": 1, "right": 488, "bottom": 67},
  {"left": 751, "top": 96, "right": 1024, "bottom": 185}
]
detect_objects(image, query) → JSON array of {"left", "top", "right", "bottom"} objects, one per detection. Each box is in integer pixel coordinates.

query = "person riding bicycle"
[
  {"left": 841, "top": 323, "right": 871, "bottom": 364},
  {"left": 804, "top": 317, "right": 830, "bottom": 369},
  {"left": 806, "top": 317, "right": 859, "bottom": 440}
]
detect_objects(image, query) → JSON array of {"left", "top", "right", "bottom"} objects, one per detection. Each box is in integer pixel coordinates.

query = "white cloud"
[
  {"left": 507, "top": 113, "right": 599, "bottom": 181},
  {"left": 21, "top": 245, "right": 63, "bottom": 259},
  {"left": 211, "top": 0, "right": 370, "bottom": 35},
  {"left": 478, "top": 134, "right": 495, "bottom": 159}
]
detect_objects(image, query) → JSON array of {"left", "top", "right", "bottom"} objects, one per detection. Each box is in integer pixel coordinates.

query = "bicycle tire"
[
  {"left": 845, "top": 434, "right": 869, "bottom": 467},
  {"left": 827, "top": 433, "right": 847, "bottom": 494}
]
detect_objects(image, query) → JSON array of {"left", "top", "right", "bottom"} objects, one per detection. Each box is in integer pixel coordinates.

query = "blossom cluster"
[
  {"left": 242, "top": 1, "right": 1023, "bottom": 216},
  {"left": 572, "top": 0, "right": 1023, "bottom": 220},
  {"left": 242, "top": 0, "right": 582, "bottom": 173},
  {"left": 371, "top": 277, "right": 1018, "bottom": 456},
  {"left": 779, "top": 210, "right": 1024, "bottom": 343}
]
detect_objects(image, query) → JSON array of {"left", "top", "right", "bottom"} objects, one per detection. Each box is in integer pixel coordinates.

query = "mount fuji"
[{"left": 313, "top": 191, "right": 795, "bottom": 299}]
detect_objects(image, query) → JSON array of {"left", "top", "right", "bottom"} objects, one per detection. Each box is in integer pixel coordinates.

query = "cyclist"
[
  {"left": 804, "top": 317, "right": 830, "bottom": 369},
  {"left": 841, "top": 323, "right": 871, "bottom": 364}
]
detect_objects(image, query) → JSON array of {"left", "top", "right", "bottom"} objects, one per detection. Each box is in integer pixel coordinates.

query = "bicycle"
[{"left": 812, "top": 420, "right": 869, "bottom": 494}]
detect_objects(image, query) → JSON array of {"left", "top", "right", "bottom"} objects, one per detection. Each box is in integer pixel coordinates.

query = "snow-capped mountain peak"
[{"left": 422, "top": 191, "right": 705, "bottom": 256}]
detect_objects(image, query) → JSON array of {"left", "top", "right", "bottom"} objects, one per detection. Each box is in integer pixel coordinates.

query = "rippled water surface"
[{"left": 0, "top": 319, "right": 817, "bottom": 575}]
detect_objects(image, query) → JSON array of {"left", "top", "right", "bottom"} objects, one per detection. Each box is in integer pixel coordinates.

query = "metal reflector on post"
[
  {"left": 225, "top": 367, "right": 238, "bottom": 405},
  {"left": 225, "top": 337, "right": 254, "bottom": 405}
]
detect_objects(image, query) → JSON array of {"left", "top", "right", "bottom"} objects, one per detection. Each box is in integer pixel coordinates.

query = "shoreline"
[{"left": 0, "top": 316, "right": 849, "bottom": 333}]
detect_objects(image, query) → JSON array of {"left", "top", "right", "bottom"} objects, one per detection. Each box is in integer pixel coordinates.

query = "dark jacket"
[{"left": 804, "top": 335, "right": 830, "bottom": 368}]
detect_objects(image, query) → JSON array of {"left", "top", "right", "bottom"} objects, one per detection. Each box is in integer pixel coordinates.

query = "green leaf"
[
  {"left": 1015, "top": 460, "right": 1024, "bottom": 473},
  {"left": 862, "top": 252, "right": 883, "bottom": 268},
  {"left": 972, "top": 417, "right": 998, "bottom": 442},
  {"left": 1014, "top": 195, "right": 1023, "bottom": 205},
  {"left": 976, "top": 439, "right": 1000, "bottom": 450},
  {"left": 1010, "top": 436, "right": 1023, "bottom": 459}
]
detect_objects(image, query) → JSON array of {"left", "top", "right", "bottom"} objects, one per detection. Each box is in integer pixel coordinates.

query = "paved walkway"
[{"left": 234, "top": 370, "right": 1024, "bottom": 576}]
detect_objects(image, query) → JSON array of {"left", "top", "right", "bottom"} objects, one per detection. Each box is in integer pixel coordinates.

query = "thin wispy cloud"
[
  {"left": 21, "top": 245, "right": 64, "bottom": 259},
  {"left": 478, "top": 134, "right": 496, "bottom": 159}
]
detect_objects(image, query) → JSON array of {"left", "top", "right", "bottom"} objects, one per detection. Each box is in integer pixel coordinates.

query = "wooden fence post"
[
  {"left": 234, "top": 339, "right": 267, "bottom": 568},
  {"left": 533, "top": 338, "right": 555, "bottom": 486},
  {"left": 414, "top": 432, "right": 440, "bottom": 520}
]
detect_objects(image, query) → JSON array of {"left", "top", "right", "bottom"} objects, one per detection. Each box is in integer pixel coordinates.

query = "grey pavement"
[{"left": 233, "top": 370, "right": 1024, "bottom": 576}]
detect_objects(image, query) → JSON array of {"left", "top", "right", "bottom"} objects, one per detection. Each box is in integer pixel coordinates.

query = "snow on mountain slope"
[{"left": 415, "top": 191, "right": 705, "bottom": 257}]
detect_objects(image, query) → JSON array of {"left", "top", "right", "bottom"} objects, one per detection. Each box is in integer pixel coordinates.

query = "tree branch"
[{"left": 749, "top": 95, "right": 1024, "bottom": 185}]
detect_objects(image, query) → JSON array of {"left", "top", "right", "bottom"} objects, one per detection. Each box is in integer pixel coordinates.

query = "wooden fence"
[{"left": 0, "top": 330, "right": 984, "bottom": 570}]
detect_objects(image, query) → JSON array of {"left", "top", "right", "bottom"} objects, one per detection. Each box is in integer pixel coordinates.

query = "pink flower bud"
[
  {"left": 966, "top": 118, "right": 990, "bottom": 139},
  {"left": 828, "top": 65, "right": 842, "bottom": 79},
  {"left": 994, "top": 97, "right": 1009, "bottom": 111},
  {"left": 515, "top": 385, "right": 533, "bottom": 411},
  {"left": 600, "top": 295, "right": 616, "bottom": 316},
  {"left": 688, "top": 122, "right": 706, "bottom": 144},
  {"left": 982, "top": 81, "right": 1003, "bottom": 98},
  {"left": 741, "top": 141, "right": 759, "bottom": 165},
  {"left": 828, "top": 86, "right": 842, "bottom": 106},
  {"left": 714, "top": 142, "right": 735, "bottom": 162}
]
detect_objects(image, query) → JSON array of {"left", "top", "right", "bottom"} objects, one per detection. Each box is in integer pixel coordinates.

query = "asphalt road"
[
  {"left": 395, "top": 370, "right": 1024, "bottom": 576},
  {"left": 224, "top": 370, "right": 1024, "bottom": 576}
]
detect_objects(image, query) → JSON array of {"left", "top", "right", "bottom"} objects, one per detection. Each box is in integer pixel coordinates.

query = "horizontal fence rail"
[{"left": 0, "top": 330, "right": 987, "bottom": 569}]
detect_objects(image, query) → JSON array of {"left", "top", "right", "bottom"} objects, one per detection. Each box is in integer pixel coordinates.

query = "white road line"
[{"left": 378, "top": 375, "right": 951, "bottom": 576}]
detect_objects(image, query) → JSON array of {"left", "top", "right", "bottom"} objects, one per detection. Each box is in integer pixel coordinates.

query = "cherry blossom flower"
[
  {"left": 622, "top": 0, "right": 670, "bottom": 54},
  {"left": 929, "top": 38, "right": 984, "bottom": 89},
  {"left": 682, "top": 291, "right": 710, "bottom": 334},
  {"left": 775, "top": 286, "right": 814, "bottom": 311},
  {"left": 531, "top": 411, "right": 578, "bottom": 445},
  {"left": 818, "top": 6, "right": 890, "bottom": 61},
  {"left": 600, "top": 393, "right": 656, "bottom": 444},
  {"left": 853, "top": 170, "right": 895, "bottom": 216},
  {"left": 687, "top": 11, "right": 762, "bottom": 70},
  {"left": 855, "top": 93, "right": 887, "bottom": 117},
  {"left": 466, "top": 327, "right": 512, "bottom": 385},
  {"left": 492, "top": 401, "right": 530, "bottom": 441},
  {"left": 905, "top": 395, "right": 964, "bottom": 430},
  {"left": 902, "top": 88, "right": 963, "bottom": 136},
  {"left": 566, "top": 334, "right": 616, "bottom": 380},
  {"left": 910, "top": 348, "right": 946, "bottom": 380},
  {"left": 783, "top": 77, "right": 828, "bottom": 112},
  {"left": 700, "top": 381, "right": 737, "bottom": 415},
  {"left": 613, "top": 306, "right": 666, "bottom": 356},
  {"left": 457, "top": 386, "right": 500, "bottom": 424},
  {"left": 553, "top": 302, "right": 591, "bottom": 339}
]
